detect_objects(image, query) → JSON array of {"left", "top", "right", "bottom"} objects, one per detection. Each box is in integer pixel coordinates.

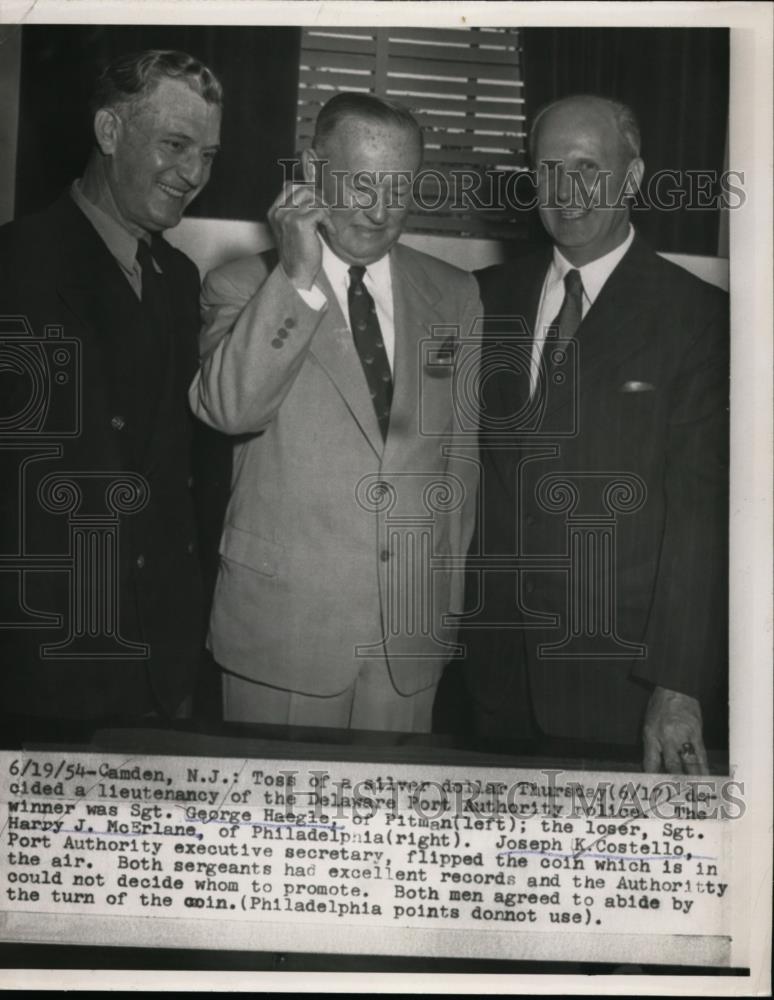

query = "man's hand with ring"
[{"left": 642, "top": 685, "right": 709, "bottom": 774}]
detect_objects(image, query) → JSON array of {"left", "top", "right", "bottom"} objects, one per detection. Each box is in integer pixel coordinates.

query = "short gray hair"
[
  {"left": 312, "top": 92, "right": 423, "bottom": 157},
  {"left": 528, "top": 95, "right": 641, "bottom": 163},
  {"left": 90, "top": 49, "right": 223, "bottom": 119}
]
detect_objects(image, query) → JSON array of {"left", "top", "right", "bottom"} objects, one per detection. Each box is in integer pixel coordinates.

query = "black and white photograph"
[{"left": 0, "top": 0, "right": 770, "bottom": 993}]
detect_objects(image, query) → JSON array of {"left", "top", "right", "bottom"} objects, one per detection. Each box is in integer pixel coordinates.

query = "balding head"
[
  {"left": 529, "top": 95, "right": 641, "bottom": 166},
  {"left": 530, "top": 94, "right": 645, "bottom": 267}
]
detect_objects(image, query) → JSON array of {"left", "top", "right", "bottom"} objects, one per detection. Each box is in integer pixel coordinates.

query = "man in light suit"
[
  {"left": 189, "top": 94, "right": 481, "bottom": 731},
  {"left": 462, "top": 95, "right": 728, "bottom": 772}
]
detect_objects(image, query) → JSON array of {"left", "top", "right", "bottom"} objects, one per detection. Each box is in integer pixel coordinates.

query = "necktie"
[
  {"left": 135, "top": 237, "right": 169, "bottom": 337},
  {"left": 550, "top": 268, "right": 584, "bottom": 341},
  {"left": 135, "top": 237, "right": 171, "bottom": 375},
  {"left": 540, "top": 269, "right": 584, "bottom": 422},
  {"left": 347, "top": 265, "right": 392, "bottom": 440},
  {"left": 133, "top": 237, "right": 170, "bottom": 452}
]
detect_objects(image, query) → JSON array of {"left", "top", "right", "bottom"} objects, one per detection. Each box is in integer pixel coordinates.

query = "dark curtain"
[
  {"left": 15, "top": 25, "right": 301, "bottom": 221},
  {"left": 521, "top": 28, "right": 729, "bottom": 255}
]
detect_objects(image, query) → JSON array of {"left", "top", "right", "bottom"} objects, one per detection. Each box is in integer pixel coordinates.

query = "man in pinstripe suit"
[{"left": 462, "top": 95, "right": 728, "bottom": 773}]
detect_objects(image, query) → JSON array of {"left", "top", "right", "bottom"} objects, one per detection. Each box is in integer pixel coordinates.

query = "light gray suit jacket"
[{"left": 189, "top": 242, "right": 481, "bottom": 696}]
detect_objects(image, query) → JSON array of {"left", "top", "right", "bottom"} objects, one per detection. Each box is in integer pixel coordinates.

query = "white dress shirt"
[
  {"left": 296, "top": 237, "right": 396, "bottom": 371},
  {"left": 530, "top": 224, "right": 635, "bottom": 396}
]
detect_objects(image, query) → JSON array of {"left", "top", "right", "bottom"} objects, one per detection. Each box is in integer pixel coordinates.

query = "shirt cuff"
[{"left": 296, "top": 284, "right": 327, "bottom": 311}]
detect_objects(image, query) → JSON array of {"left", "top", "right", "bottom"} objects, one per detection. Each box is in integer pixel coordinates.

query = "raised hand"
[{"left": 267, "top": 182, "right": 332, "bottom": 292}]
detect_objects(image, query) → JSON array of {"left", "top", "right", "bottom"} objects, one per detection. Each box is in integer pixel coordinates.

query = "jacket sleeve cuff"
[{"left": 295, "top": 283, "right": 327, "bottom": 311}]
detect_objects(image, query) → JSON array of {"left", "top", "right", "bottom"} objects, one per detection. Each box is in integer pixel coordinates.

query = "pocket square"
[{"left": 619, "top": 380, "right": 655, "bottom": 393}]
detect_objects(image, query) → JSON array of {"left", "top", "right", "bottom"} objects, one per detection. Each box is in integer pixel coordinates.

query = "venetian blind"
[{"left": 295, "top": 26, "right": 529, "bottom": 239}]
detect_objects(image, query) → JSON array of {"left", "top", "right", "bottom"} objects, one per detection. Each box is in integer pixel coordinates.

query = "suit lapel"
[
  {"left": 53, "top": 197, "right": 149, "bottom": 470},
  {"left": 142, "top": 235, "right": 198, "bottom": 476},
  {"left": 382, "top": 245, "right": 443, "bottom": 466},
  {"left": 307, "top": 267, "right": 384, "bottom": 459},
  {"left": 307, "top": 245, "right": 443, "bottom": 462},
  {"left": 487, "top": 251, "right": 549, "bottom": 426},
  {"left": 541, "top": 234, "right": 655, "bottom": 421},
  {"left": 481, "top": 250, "right": 550, "bottom": 492}
]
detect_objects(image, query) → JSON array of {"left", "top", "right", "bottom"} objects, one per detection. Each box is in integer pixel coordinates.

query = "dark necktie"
[
  {"left": 549, "top": 268, "right": 584, "bottom": 341},
  {"left": 133, "top": 237, "right": 170, "bottom": 452},
  {"left": 540, "top": 268, "right": 584, "bottom": 424},
  {"left": 135, "top": 237, "right": 169, "bottom": 339},
  {"left": 347, "top": 264, "right": 392, "bottom": 440}
]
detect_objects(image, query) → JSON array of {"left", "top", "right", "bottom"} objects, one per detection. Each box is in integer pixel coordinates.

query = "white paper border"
[{"left": 0, "top": 1, "right": 771, "bottom": 995}]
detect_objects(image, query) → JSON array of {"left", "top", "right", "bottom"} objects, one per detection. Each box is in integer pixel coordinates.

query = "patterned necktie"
[{"left": 347, "top": 264, "right": 392, "bottom": 440}]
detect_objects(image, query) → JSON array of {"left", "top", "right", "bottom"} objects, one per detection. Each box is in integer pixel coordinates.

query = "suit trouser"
[
  {"left": 466, "top": 630, "right": 539, "bottom": 742},
  {"left": 220, "top": 661, "right": 438, "bottom": 733}
]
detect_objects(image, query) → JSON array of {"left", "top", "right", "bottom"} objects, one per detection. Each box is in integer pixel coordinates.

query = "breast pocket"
[
  {"left": 614, "top": 378, "right": 663, "bottom": 426},
  {"left": 219, "top": 523, "right": 283, "bottom": 577},
  {"left": 618, "top": 379, "right": 656, "bottom": 395}
]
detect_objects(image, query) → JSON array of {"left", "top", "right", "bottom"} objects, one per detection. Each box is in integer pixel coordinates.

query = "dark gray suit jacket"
[
  {"left": 463, "top": 234, "right": 729, "bottom": 745},
  {"left": 0, "top": 194, "right": 216, "bottom": 719}
]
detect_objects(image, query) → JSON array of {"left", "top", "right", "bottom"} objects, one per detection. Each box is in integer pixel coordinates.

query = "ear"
[
  {"left": 93, "top": 108, "right": 122, "bottom": 156},
  {"left": 300, "top": 148, "right": 318, "bottom": 186},
  {"left": 627, "top": 157, "right": 645, "bottom": 193}
]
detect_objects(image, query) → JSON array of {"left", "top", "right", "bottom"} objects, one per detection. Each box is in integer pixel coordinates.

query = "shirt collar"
[
  {"left": 70, "top": 179, "right": 147, "bottom": 275},
  {"left": 550, "top": 223, "right": 635, "bottom": 305},
  {"left": 320, "top": 237, "right": 391, "bottom": 291}
]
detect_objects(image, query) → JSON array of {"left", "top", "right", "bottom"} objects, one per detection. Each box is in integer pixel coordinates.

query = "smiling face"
[
  {"left": 306, "top": 116, "right": 421, "bottom": 266},
  {"left": 95, "top": 75, "right": 221, "bottom": 237},
  {"left": 534, "top": 98, "right": 644, "bottom": 267}
]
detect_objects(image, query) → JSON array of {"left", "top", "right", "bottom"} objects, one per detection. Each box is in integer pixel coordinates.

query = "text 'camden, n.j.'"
[{"left": 0, "top": 754, "right": 736, "bottom": 934}]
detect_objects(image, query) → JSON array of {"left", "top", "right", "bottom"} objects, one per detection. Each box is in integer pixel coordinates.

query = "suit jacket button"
[
  {"left": 136, "top": 554, "right": 146, "bottom": 569},
  {"left": 271, "top": 337, "right": 284, "bottom": 348},
  {"left": 284, "top": 317, "right": 296, "bottom": 328},
  {"left": 111, "top": 415, "right": 125, "bottom": 430},
  {"left": 278, "top": 328, "right": 289, "bottom": 339},
  {"left": 380, "top": 549, "right": 390, "bottom": 562}
]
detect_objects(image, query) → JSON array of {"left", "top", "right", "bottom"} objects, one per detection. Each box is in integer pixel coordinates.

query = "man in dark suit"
[
  {"left": 0, "top": 50, "right": 223, "bottom": 740},
  {"left": 462, "top": 95, "right": 728, "bottom": 773}
]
